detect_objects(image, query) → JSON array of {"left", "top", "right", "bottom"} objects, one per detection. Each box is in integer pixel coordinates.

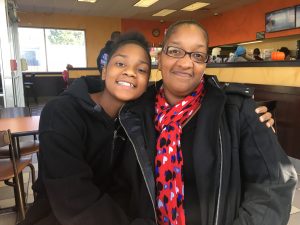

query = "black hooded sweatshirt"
[{"left": 21, "top": 77, "right": 131, "bottom": 225}]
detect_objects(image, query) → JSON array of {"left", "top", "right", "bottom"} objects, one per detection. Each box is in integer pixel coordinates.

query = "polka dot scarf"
[{"left": 154, "top": 80, "right": 205, "bottom": 225}]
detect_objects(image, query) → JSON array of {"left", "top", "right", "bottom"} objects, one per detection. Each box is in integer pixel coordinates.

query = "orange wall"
[
  {"left": 18, "top": 12, "right": 121, "bottom": 67},
  {"left": 121, "top": 19, "right": 172, "bottom": 46},
  {"left": 199, "top": 0, "right": 300, "bottom": 46},
  {"left": 18, "top": 0, "right": 300, "bottom": 65},
  {"left": 121, "top": 0, "right": 300, "bottom": 47}
]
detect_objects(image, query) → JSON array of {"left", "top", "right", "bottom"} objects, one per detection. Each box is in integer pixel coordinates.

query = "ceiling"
[{"left": 15, "top": 0, "right": 259, "bottom": 21}]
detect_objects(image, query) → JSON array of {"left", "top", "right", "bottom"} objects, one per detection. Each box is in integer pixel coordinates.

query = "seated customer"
[
  {"left": 279, "top": 47, "right": 291, "bottom": 60},
  {"left": 228, "top": 46, "right": 249, "bottom": 62},
  {"left": 253, "top": 48, "right": 263, "bottom": 61}
]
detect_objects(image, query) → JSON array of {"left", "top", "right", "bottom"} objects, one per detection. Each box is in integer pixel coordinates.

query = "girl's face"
[
  {"left": 102, "top": 43, "right": 150, "bottom": 103},
  {"left": 158, "top": 24, "right": 208, "bottom": 105}
]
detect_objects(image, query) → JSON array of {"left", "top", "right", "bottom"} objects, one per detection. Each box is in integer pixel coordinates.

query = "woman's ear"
[{"left": 101, "top": 67, "right": 107, "bottom": 80}]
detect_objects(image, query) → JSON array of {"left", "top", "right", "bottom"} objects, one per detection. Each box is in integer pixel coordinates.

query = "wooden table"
[{"left": 0, "top": 116, "right": 40, "bottom": 137}]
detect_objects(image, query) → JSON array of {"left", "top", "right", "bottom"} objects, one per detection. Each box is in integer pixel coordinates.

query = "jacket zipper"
[
  {"left": 118, "top": 111, "right": 158, "bottom": 223},
  {"left": 214, "top": 129, "right": 223, "bottom": 225}
]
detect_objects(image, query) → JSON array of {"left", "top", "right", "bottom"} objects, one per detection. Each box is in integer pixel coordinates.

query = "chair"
[
  {"left": 0, "top": 130, "right": 36, "bottom": 221},
  {"left": 23, "top": 73, "right": 38, "bottom": 106},
  {"left": 0, "top": 107, "right": 39, "bottom": 183}
]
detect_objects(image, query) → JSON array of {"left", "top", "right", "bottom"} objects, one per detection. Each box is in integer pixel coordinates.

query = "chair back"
[
  {"left": 23, "top": 73, "right": 36, "bottom": 84},
  {"left": 0, "top": 130, "right": 11, "bottom": 148},
  {"left": 0, "top": 107, "right": 31, "bottom": 118},
  {"left": 0, "top": 130, "right": 16, "bottom": 160}
]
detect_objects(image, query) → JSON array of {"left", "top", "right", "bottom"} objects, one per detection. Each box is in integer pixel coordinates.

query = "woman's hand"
[{"left": 255, "top": 106, "right": 275, "bottom": 132}]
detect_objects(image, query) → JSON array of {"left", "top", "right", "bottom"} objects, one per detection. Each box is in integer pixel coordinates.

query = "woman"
[
  {"left": 113, "top": 20, "right": 297, "bottom": 225},
  {"left": 20, "top": 32, "right": 152, "bottom": 225}
]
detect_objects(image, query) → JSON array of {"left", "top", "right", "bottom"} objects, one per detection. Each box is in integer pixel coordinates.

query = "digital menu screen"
[
  {"left": 296, "top": 5, "right": 300, "bottom": 28},
  {"left": 266, "top": 7, "right": 296, "bottom": 32}
]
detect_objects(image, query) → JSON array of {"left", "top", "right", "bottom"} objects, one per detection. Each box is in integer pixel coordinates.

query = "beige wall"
[
  {"left": 18, "top": 12, "right": 121, "bottom": 67},
  {"left": 244, "top": 35, "right": 300, "bottom": 57}
]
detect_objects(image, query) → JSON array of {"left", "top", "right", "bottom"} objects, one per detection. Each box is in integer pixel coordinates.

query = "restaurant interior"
[{"left": 0, "top": 0, "right": 300, "bottom": 224}]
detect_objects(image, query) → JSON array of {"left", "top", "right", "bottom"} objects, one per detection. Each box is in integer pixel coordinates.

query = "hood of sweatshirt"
[{"left": 61, "top": 76, "right": 106, "bottom": 117}]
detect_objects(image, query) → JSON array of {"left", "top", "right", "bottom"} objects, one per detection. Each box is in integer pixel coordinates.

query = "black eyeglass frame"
[{"left": 163, "top": 46, "right": 209, "bottom": 64}]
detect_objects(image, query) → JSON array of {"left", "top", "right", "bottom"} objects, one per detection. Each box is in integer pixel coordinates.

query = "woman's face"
[
  {"left": 159, "top": 24, "right": 208, "bottom": 105},
  {"left": 102, "top": 43, "right": 150, "bottom": 103}
]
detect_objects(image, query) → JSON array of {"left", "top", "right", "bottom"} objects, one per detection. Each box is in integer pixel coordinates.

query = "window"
[{"left": 18, "top": 27, "right": 86, "bottom": 71}]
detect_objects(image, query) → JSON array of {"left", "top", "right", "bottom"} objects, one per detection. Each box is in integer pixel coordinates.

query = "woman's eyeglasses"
[{"left": 163, "top": 46, "right": 208, "bottom": 64}]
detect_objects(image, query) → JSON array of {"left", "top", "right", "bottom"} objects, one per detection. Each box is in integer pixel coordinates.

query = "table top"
[{"left": 0, "top": 116, "right": 40, "bottom": 136}]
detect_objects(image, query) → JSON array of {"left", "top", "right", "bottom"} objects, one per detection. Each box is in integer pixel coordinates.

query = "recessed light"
[
  {"left": 238, "top": 41, "right": 263, "bottom": 45},
  {"left": 77, "top": 0, "right": 97, "bottom": 3},
  {"left": 181, "top": 2, "right": 210, "bottom": 11},
  {"left": 134, "top": 0, "right": 159, "bottom": 7},
  {"left": 152, "top": 9, "right": 176, "bottom": 17}
]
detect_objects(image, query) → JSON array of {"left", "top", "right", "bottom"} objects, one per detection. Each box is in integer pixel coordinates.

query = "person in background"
[
  {"left": 97, "top": 31, "right": 121, "bottom": 73},
  {"left": 224, "top": 52, "right": 235, "bottom": 62},
  {"left": 112, "top": 20, "right": 297, "bottom": 225},
  {"left": 253, "top": 48, "right": 263, "bottom": 61},
  {"left": 228, "top": 45, "right": 249, "bottom": 62},
  {"left": 279, "top": 47, "right": 291, "bottom": 60},
  {"left": 210, "top": 47, "right": 222, "bottom": 63},
  {"left": 19, "top": 32, "right": 152, "bottom": 225},
  {"left": 62, "top": 64, "right": 73, "bottom": 89}
]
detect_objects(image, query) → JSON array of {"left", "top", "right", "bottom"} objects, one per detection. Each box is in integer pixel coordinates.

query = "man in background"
[{"left": 96, "top": 31, "right": 121, "bottom": 74}]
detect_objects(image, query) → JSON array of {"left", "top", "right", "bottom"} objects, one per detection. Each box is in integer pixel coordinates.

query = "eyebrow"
[
  {"left": 167, "top": 41, "right": 207, "bottom": 49},
  {"left": 113, "top": 54, "right": 149, "bottom": 65}
]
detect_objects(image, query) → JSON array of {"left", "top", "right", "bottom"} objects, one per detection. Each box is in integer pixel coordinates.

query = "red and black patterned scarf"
[{"left": 154, "top": 80, "right": 205, "bottom": 225}]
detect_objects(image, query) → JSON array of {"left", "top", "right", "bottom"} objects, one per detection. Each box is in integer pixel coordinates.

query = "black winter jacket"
[
  {"left": 20, "top": 77, "right": 130, "bottom": 225},
  {"left": 113, "top": 75, "right": 298, "bottom": 225}
]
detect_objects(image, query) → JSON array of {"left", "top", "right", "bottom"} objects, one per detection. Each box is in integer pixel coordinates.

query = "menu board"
[
  {"left": 266, "top": 7, "right": 296, "bottom": 32},
  {"left": 296, "top": 5, "right": 300, "bottom": 28}
]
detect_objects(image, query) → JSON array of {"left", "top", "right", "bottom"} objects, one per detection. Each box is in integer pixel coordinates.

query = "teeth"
[{"left": 117, "top": 81, "right": 134, "bottom": 87}]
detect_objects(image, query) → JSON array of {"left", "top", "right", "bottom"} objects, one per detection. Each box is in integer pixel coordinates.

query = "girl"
[
  {"left": 113, "top": 20, "right": 297, "bottom": 225},
  {"left": 20, "top": 32, "right": 151, "bottom": 225}
]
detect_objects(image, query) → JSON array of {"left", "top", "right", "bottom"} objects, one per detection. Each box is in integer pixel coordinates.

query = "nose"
[
  {"left": 123, "top": 66, "right": 136, "bottom": 78},
  {"left": 177, "top": 53, "right": 193, "bottom": 67}
]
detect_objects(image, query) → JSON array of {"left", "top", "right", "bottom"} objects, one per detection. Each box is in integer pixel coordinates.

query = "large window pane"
[
  {"left": 18, "top": 27, "right": 47, "bottom": 71},
  {"left": 45, "top": 29, "right": 86, "bottom": 71},
  {"left": 18, "top": 27, "right": 87, "bottom": 72}
]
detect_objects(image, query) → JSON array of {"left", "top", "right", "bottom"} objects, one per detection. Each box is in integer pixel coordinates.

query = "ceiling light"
[
  {"left": 238, "top": 40, "right": 263, "bottom": 45},
  {"left": 152, "top": 9, "right": 176, "bottom": 17},
  {"left": 134, "top": 0, "right": 159, "bottom": 7},
  {"left": 181, "top": 2, "right": 210, "bottom": 11},
  {"left": 77, "top": 0, "right": 97, "bottom": 3}
]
